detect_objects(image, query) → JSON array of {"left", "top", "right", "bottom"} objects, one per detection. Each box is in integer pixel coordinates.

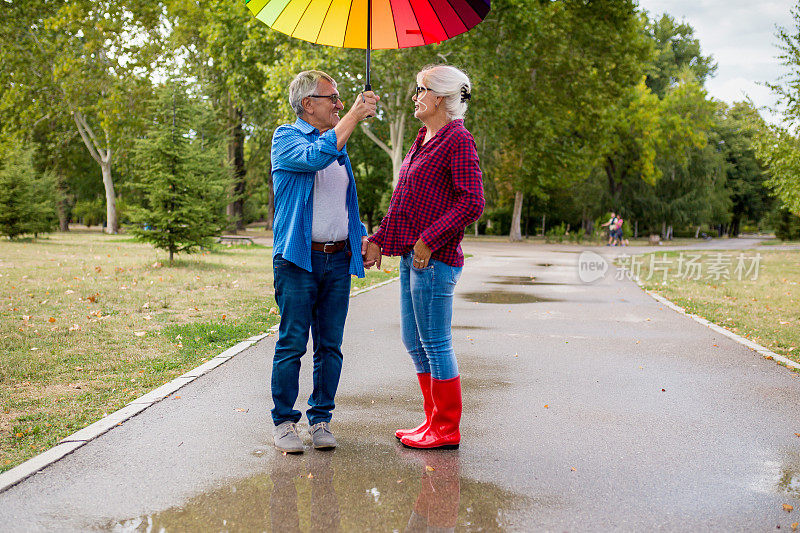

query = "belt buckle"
[{"left": 323, "top": 241, "right": 336, "bottom": 253}]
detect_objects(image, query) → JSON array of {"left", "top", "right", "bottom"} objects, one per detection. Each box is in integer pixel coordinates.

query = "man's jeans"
[
  {"left": 271, "top": 251, "right": 351, "bottom": 426},
  {"left": 399, "top": 253, "right": 462, "bottom": 381}
]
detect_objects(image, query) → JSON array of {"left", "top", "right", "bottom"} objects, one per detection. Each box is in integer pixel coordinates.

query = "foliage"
[
  {"left": 128, "top": 83, "right": 230, "bottom": 263},
  {"left": 0, "top": 146, "right": 55, "bottom": 239},
  {"left": 754, "top": 4, "right": 800, "bottom": 218},
  {"left": 644, "top": 14, "right": 717, "bottom": 98}
]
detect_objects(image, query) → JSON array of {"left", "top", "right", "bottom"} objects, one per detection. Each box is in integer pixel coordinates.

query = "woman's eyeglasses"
[
  {"left": 308, "top": 94, "right": 342, "bottom": 104},
  {"left": 414, "top": 86, "right": 430, "bottom": 97}
]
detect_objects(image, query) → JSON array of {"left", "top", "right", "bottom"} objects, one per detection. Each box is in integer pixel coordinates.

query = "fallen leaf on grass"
[
  {"left": 173, "top": 396, "right": 181, "bottom": 400},
  {"left": 784, "top": 503, "right": 794, "bottom": 512},
  {"left": 22, "top": 315, "right": 30, "bottom": 321},
  {"left": 269, "top": 307, "right": 279, "bottom": 315},
  {"left": 571, "top": 467, "right": 576, "bottom": 471},
  {"left": 791, "top": 522, "right": 798, "bottom": 531},
  {"left": 48, "top": 317, "right": 56, "bottom": 323},
  {"left": 134, "top": 331, "right": 146, "bottom": 337},
  {"left": 68, "top": 324, "right": 81, "bottom": 331},
  {"left": 425, "top": 465, "right": 435, "bottom": 472},
  {"left": 235, "top": 408, "right": 248, "bottom": 413},
  {"left": 307, "top": 473, "right": 314, "bottom": 479},
  {"left": 794, "top": 433, "right": 800, "bottom": 438}
]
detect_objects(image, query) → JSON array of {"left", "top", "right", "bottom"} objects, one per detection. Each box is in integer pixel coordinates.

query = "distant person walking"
[
  {"left": 270, "top": 70, "right": 379, "bottom": 453},
  {"left": 365, "top": 65, "right": 484, "bottom": 449},
  {"left": 601, "top": 212, "right": 617, "bottom": 246}
]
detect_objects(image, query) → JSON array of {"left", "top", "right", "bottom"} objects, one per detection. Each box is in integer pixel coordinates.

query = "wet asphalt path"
[{"left": 1, "top": 242, "right": 799, "bottom": 531}]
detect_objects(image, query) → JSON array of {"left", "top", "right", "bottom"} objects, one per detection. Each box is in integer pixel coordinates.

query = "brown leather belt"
[{"left": 311, "top": 240, "right": 349, "bottom": 253}]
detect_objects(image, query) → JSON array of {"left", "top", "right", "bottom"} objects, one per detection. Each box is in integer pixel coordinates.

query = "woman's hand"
[{"left": 412, "top": 239, "right": 432, "bottom": 268}]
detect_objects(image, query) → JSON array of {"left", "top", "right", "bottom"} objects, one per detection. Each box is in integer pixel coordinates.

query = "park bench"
[{"left": 217, "top": 235, "right": 254, "bottom": 245}]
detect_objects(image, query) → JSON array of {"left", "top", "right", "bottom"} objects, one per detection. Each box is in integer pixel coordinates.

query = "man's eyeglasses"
[{"left": 308, "top": 94, "right": 341, "bottom": 104}]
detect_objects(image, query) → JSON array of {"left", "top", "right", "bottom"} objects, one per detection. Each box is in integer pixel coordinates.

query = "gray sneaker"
[
  {"left": 310, "top": 421, "right": 337, "bottom": 449},
  {"left": 273, "top": 421, "right": 304, "bottom": 454}
]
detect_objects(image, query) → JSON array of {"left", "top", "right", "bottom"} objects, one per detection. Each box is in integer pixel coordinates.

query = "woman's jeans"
[
  {"left": 271, "top": 251, "right": 351, "bottom": 426},
  {"left": 400, "top": 253, "right": 462, "bottom": 381}
]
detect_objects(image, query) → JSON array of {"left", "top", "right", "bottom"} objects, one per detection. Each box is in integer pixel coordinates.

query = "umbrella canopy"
[{"left": 245, "top": 0, "right": 490, "bottom": 50}]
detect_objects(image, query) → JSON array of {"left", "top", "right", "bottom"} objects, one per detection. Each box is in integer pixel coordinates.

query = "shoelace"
[
  {"left": 280, "top": 424, "right": 298, "bottom": 438},
  {"left": 313, "top": 422, "right": 330, "bottom": 434}
]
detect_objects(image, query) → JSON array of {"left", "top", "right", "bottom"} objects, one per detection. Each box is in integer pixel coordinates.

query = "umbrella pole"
[{"left": 365, "top": 0, "right": 372, "bottom": 91}]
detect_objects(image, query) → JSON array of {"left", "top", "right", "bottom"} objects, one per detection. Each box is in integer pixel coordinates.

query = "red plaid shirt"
[{"left": 370, "top": 119, "right": 484, "bottom": 267}]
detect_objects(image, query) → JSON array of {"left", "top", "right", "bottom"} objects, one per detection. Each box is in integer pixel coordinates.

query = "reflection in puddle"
[
  {"left": 108, "top": 444, "right": 524, "bottom": 532},
  {"left": 461, "top": 291, "right": 556, "bottom": 304},
  {"left": 488, "top": 276, "right": 574, "bottom": 286}
]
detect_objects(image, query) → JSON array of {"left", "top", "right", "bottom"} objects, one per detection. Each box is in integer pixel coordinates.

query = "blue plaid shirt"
[{"left": 271, "top": 117, "right": 367, "bottom": 277}]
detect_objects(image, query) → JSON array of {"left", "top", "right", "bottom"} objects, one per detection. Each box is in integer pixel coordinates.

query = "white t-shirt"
[{"left": 311, "top": 161, "right": 349, "bottom": 242}]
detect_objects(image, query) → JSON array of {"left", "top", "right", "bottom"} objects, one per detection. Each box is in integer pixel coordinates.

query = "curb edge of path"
[
  {"left": 637, "top": 281, "right": 800, "bottom": 372},
  {"left": 0, "top": 275, "right": 399, "bottom": 494}
]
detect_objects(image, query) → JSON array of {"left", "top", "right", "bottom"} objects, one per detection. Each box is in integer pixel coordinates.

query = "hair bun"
[{"left": 460, "top": 85, "right": 471, "bottom": 103}]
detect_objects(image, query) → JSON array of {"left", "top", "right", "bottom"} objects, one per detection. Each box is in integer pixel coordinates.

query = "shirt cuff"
[{"left": 318, "top": 129, "right": 346, "bottom": 157}]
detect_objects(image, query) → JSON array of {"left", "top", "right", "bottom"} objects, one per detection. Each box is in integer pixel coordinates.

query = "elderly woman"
[{"left": 366, "top": 65, "right": 484, "bottom": 449}]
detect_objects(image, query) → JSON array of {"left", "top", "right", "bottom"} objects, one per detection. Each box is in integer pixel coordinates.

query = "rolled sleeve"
[
  {"left": 419, "top": 134, "right": 484, "bottom": 251},
  {"left": 272, "top": 126, "right": 345, "bottom": 173}
]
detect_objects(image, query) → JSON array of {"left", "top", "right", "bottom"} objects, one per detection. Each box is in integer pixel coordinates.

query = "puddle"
[
  {"left": 461, "top": 291, "right": 557, "bottom": 304},
  {"left": 107, "top": 443, "right": 527, "bottom": 532},
  {"left": 488, "top": 276, "right": 574, "bottom": 286},
  {"left": 777, "top": 451, "right": 800, "bottom": 499}
]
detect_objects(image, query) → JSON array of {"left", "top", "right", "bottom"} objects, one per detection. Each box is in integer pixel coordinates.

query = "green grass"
[
  {"left": 760, "top": 239, "right": 800, "bottom": 246},
  {"left": 633, "top": 250, "right": 800, "bottom": 369},
  {"left": 0, "top": 232, "right": 398, "bottom": 472}
]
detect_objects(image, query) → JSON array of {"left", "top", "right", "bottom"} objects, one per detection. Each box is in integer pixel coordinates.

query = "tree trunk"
[
  {"left": 55, "top": 171, "right": 70, "bottom": 232},
  {"left": 266, "top": 172, "right": 275, "bottom": 231},
  {"left": 72, "top": 111, "right": 118, "bottom": 234},
  {"left": 101, "top": 161, "right": 118, "bottom": 233},
  {"left": 361, "top": 85, "right": 412, "bottom": 189},
  {"left": 226, "top": 105, "right": 246, "bottom": 231},
  {"left": 509, "top": 191, "right": 523, "bottom": 242},
  {"left": 661, "top": 220, "right": 666, "bottom": 239}
]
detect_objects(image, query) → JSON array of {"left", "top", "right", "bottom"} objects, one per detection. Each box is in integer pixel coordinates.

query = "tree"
[
  {"left": 0, "top": 0, "right": 161, "bottom": 234},
  {"left": 644, "top": 14, "right": 717, "bottom": 98},
  {"left": 755, "top": 3, "right": 800, "bottom": 217},
  {"left": 128, "top": 83, "right": 230, "bottom": 264},
  {"left": 452, "top": 0, "right": 652, "bottom": 240},
  {"left": 0, "top": 145, "right": 55, "bottom": 239},
  {"left": 717, "top": 102, "right": 773, "bottom": 235}
]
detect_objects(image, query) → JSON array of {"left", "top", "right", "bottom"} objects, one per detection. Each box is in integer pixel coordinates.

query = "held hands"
[
  {"left": 412, "top": 239, "right": 432, "bottom": 268},
  {"left": 349, "top": 91, "right": 379, "bottom": 121},
  {"left": 362, "top": 236, "right": 382, "bottom": 269}
]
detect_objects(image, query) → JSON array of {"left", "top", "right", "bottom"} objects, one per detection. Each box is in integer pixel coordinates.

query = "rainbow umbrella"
[{"left": 245, "top": 0, "right": 490, "bottom": 89}]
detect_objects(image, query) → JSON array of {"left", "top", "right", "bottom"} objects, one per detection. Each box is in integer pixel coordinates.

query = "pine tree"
[
  {"left": 0, "top": 146, "right": 55, "bottom": 239},
  {"left": 129, "top": 82, "right": 230, "bottom": 264}
]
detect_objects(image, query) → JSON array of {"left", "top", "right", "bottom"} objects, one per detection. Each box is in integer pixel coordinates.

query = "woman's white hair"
[
  {"left": 417, "top": 64, "right": 471, "bottom": 120},
  {"left": 288, "top": 70, "right": 336, "bottom": 117}
]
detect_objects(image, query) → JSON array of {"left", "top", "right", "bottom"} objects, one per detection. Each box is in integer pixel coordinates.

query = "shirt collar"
[
  {"left": 294, "top": 117, "right": 317, "bottom": 134},
  {"left": 416, "top": 119, "right": 463, "bottom": 144}
]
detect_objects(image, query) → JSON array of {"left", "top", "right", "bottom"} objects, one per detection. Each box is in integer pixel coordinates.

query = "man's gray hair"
[
  {"left": 288, "top": 70, "right": 337, "bottom": 117},
  {"left": 417, "top": 64, "right": 471, "bottom": 120}
]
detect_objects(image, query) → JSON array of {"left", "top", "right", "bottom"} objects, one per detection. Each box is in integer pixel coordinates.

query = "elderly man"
[{"left": 270, "top": 70, "right": 378, "bottom": 453}]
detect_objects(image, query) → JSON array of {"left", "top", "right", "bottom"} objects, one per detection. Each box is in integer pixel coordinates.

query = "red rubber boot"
[
  {"left": 395, "top": 373, "right": 433, "bottom": 440},
  {"left": 400, "top": 375, "right": 461, "bottom": 449}
]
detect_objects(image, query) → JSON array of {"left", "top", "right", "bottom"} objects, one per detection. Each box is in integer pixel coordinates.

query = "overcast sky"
[{"left": 636, "top": 0, "right": 795, "bottom": 123}]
